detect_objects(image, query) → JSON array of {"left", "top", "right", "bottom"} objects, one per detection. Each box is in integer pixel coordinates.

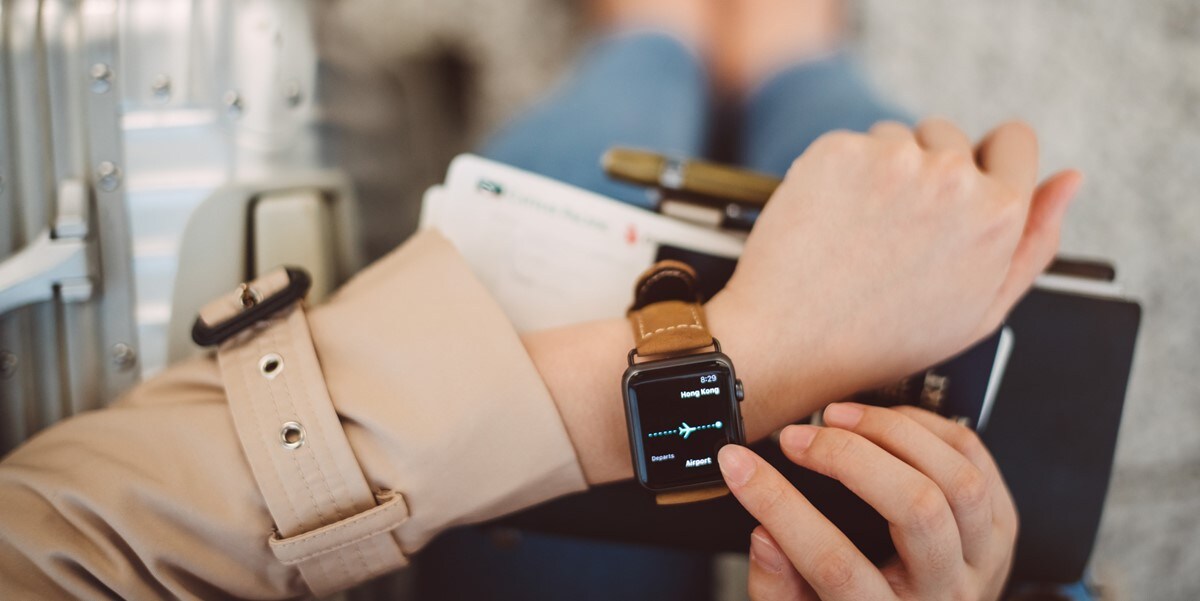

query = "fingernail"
[
  {"left": 1059, "top": 169, "right": 1083, "bottom": 195},
  {"left": 750, "top": 531, "right": 787, "bottom": 574},
  {"left": 780, "top": 425, "right": 817, "bottom": 452},
  {"left": 1069, "top": 169, "right": 1085, "bottom": 189},
  {"left": 718, "top": 445, "right": 756, "bottom": 487},
  {"left": 1062, "top": 171, "right": 1085, "bottom": 206},
  {"left": 823, "top": 403, "right": 864, "bottom": 428}
]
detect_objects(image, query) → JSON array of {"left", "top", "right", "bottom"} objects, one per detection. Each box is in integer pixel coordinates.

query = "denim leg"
[
  {"left": 480, "top": 32, "right": 710, "bottom": 208},
  {"left": 741, "top": 53, "right": 911, "bottom": 176},
  {"left": 464, "top": 33, "right": 716, "bottom": 601}
]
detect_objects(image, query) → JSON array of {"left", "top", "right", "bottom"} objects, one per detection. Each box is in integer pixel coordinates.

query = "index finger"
[
  {"left": 975, "top": 121, "right": 1039, "bottom": 200},
  {"left": 718, "top": 445, "right": 895, "bottom": 600},
  {"left": 892, "top": 406, "right": 1019, "bottom": 534}
]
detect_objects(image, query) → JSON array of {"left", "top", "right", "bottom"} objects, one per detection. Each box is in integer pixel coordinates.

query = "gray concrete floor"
[
  {"left": 856, "top": 3, "right": 1200, "bottom": 598},
  {"left": 320, "top": 1, "right": 1199, "bottom": 598}
]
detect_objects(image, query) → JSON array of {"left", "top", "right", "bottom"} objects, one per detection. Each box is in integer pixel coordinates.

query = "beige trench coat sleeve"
[{"left": 0, "top": 230, "right": 588, "bottom": 599}]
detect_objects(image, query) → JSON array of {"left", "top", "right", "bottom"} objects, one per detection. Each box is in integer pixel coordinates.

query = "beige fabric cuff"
[
  {"left": 206, "top": 229, "right": 587, "bottom": 594},
  {"left": 210, "top": 285, "right": 410, "bottom": 596},
  {"left": 308, "top": 230, "right": 587, "bottom": 553}
]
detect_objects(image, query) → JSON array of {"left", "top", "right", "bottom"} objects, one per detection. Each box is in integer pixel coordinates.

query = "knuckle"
[
  {"left": 903, "top": 482, "right": 950, "bottom": 533},
  {"left": 870, "top": 120, "right": 910, "bottom": 137},
  {"left": 1001, "top": 119, "right": 1037, "bottom": 142},
  {"left": 787, "top": 131, "right": 858, "bottom": 176},
  {"left": 880, "top": 144, "right": 921, "bottom": 184},
  {"left": 891, "top": 404, "right": 925, "bottom": 420},
  {"left": 874, "top": 411, "right": 912, "bottom": 447},
  {"left": 752, "top": 479, "right": 792, "bottom": 519},
  {"left": 813, "top": 129, "right": 859, "bottom": 154},
  {"left": 919, "top": 115, "right": 956, "bottom": 131},
  {"left": 948, "top": 466, "right": 990, "bottom": 512},
  {"left": 921, "top": 540, "right": 959, "bottom": 578},
  {"left": 811, "top": 548, "right": 856, "bottom": 591},
  {"left": 811, "top": 428, "right": 857, "bottom": 476},
  {"left": 948, "top": 422, "right": 984, "bottom": 457}
]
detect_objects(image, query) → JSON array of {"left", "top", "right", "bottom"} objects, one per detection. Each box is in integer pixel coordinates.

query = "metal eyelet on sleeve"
[
  {"left": 259, "top": 353, "right": 284, "bottom": 379},
  {"left": 280, "top": 422, "right": 305, "bottom": 450}
]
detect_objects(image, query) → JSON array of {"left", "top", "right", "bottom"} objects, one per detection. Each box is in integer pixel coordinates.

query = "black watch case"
[{"left": 622, "top": 346, "right": 746, "bottom": 493}]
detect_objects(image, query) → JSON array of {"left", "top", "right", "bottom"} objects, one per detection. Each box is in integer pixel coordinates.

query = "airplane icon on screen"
[{"left": 647, "top": 420, "right": 724, "bottom": 440}]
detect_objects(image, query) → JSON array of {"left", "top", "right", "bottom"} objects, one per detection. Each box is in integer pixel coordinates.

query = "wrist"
[
  {"left": 523, "top": 318, "right": 637, "bottom": 485},
  {"left": 705, "top": 288, "right": 849, "bottom": 439}
]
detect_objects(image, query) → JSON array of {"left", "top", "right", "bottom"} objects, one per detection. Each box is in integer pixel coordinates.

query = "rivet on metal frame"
[
  {"left": 150, "top": 74, "right": 172, "bottom": 103},
  {"left": 89, "top": 63, "right": 112, "bottom": 94},
  {"left": 223, "top": 90, "right": 244, "bottom": 117},
  {"left": 283, "top": 80, "right": 303, "bottom": 108},
  {"left": 0, "top": 351, "right": 17, "bottom": 380},
  {"left": 96, "top": 161, "right": 122, "bottom": 192},
  {"left": 280, "top": 421, "right": 305, "bottom": 450},
  {"left": 110, "top": 343, "right": 137, "bottom": 371}
]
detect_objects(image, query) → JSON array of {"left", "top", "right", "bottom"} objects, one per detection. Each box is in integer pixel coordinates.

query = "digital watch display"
[{"left": 623, "top": 350, "right": 745, "bottom": 493}]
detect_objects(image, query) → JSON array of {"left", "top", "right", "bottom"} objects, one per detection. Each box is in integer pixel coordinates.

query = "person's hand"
[
  {"left": 708, "top": 118, "right": 1082, "bottom": 406},
  {"left": 526, "top": 118, "right": 1080, "bottom": 484},
  {"left": 718, "top": 403, "right": 1018, "bottom": 600}
]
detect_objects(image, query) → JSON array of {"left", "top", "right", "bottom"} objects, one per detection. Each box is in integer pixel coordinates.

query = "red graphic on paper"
[{"left": 625, "top": 224, "right": 638, "bottom": 245}]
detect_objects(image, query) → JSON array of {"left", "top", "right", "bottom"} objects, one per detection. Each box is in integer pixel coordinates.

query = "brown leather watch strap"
[
  {"left": 655, "top": 484, "right": 731, "bottom": 505},
  {"left": 628, "top": 261, "right": 729, "bottom": 505},
  {"left": 627, "top": 260, "right": 713, "bottom": 357}
]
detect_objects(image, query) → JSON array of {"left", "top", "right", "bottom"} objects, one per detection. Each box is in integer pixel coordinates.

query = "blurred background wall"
[
  {"left": 858, "top": 4, "right": 1200, "bottom": 599},
  {"left": 315, "top": 0, "right": 1199, "bottom": 598}
]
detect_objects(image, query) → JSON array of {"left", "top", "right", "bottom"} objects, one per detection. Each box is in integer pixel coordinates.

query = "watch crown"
[{"left": 735, "top": 379, "right": 745, "bottom": 402}]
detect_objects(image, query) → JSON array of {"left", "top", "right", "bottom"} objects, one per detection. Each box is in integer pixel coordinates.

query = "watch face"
[{"left": 624, "top": 355, "right": 743, "bottom": 491}]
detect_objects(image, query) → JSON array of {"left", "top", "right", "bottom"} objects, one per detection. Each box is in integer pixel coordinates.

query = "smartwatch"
[{"left": 622, "top": 260, "right": 746, "bottom": 505}]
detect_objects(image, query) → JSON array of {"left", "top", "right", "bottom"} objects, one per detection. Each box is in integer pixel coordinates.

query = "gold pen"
[{"left": 601, "top": 147, "right": 782, "bottom": 229}]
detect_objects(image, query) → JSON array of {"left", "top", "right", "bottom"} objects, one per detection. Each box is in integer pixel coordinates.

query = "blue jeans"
[
  {"left": 481, "top": 32, "right": 909, "bottom": 203},
  {"left": 414, "top": 33, "right": 907, "bottom": 601}
]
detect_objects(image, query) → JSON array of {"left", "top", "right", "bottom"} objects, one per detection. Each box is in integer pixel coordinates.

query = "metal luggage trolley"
[{"left": 0, "top": 0, "right": 362, "bottom": 457}]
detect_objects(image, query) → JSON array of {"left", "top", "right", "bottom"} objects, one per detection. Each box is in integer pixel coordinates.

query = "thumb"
[{"left": 977, "top": 169, "right": 1083, "bottom": 335}]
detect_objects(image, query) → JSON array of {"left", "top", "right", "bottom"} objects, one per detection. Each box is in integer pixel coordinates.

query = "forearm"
[{"left": 523, "top": 289, "right": 855, "bottom": 485}]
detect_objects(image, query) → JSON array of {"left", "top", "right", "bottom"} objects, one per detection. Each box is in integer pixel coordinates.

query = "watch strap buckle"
[{"left": 191, "top": 266, "right": 312, "bottom": 347}]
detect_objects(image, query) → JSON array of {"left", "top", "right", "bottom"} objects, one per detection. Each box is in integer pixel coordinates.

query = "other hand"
[{"left": 719, "top": 403, "right": 1019, "bottom": 600}]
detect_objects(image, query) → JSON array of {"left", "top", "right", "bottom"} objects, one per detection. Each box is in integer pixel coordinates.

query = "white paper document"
[
  {"left": 421, "top": 154, "right": 1020, "bottom": 432},
  {"left": 421, "top": 155, "right": 746, "bottom": 332}
]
